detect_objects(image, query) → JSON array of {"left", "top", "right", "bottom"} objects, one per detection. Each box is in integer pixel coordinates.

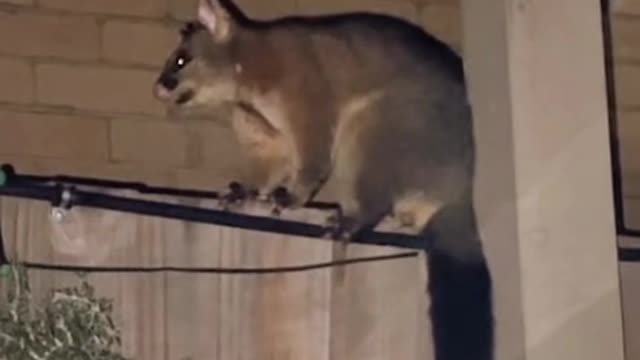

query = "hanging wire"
[{"left": 0, "top": 252, "right": 420, "bottom": 275}]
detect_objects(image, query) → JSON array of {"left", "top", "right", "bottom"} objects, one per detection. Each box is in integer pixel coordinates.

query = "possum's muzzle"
[
  {"left": 176, "top": 90, "right": 194, "bottom": 105},
  {"left": 153, "top": 82, "right": 193, "bottom": 106},
  {"left": 153, "top": 83, "right": 173, "bottom": 101}
]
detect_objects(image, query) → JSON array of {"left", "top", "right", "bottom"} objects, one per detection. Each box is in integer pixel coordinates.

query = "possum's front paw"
[
  {"left": 271, "top": 186, "right": 295, "bottom": 207},
  {"left": 266, "top": 183, "right": 317, "bottom": 215},
  {"left": 267, "top": 186, "right": 300, "bottom": 215},
  {"left": 218, "top": 181, "right": 258, "bottom": 210}
]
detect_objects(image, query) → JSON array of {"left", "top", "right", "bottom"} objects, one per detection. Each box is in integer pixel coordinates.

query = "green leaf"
[
  {"left": 0, "top": 265, "right": 11, "bottom": 277},
  {"left": 0, "top": 263, "right": 133, "bottom": 360}
]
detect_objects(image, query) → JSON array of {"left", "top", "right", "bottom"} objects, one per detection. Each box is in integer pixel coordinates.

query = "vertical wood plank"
[
  {"left": 163, "top": 199, "right": 333, "bottom": 360},
  {"left": 329, "top": 244, "right": 429, "bottom": 360}
]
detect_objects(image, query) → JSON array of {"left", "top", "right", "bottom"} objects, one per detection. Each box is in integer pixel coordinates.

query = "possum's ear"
[{"left": 197, "top": 0, "right": 234, "bottom": 43}]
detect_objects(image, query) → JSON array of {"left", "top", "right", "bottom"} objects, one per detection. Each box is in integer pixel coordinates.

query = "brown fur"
[{"left": 153, "top": 0, "right": 480, "bottom": 262}]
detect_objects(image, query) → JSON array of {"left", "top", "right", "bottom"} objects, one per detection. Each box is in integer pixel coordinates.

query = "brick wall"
[
  {"left": 613, "top": 2, "right": 640, "bottom": 229},
  {"left": 3, "top": 0, "right": 639, "bottom": 230},
  {"left": 0, "top": 0, "right": 461, "bottom": 191}
]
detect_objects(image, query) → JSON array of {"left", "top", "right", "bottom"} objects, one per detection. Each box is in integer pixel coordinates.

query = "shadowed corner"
[
  {"left": 0, "top": 166, "right": 9, "bottom": 267},
  {"left": 423, "top": 202, "right": 495, "bottom": 360},
  {"left": 0, "top": 223, "right": 8, "bottom": 267}
]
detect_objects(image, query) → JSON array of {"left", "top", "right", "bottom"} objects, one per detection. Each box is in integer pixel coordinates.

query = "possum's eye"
[{"left": 174, "top": 51, "right": 192, "bottom": 70}]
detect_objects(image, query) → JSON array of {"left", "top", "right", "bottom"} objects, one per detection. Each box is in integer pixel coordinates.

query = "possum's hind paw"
[{"left": 324, "top": 214, "right": 359, "bottom": 242}]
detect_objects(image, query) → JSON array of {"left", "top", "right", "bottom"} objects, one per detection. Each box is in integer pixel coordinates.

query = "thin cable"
[{"left": 8, "top": 251, "right": 420, "bottom": 274}]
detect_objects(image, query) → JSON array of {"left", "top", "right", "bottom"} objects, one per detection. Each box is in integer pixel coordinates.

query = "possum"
[{"left": 153, "top": 1, "right": 494, "bottom": 359}]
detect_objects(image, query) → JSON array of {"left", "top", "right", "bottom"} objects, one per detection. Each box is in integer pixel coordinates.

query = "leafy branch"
[{"left": 0, "top": 265, "right": 131, "bottom": 360}]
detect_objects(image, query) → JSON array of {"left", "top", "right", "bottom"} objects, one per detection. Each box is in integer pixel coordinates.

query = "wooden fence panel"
[{"left": 0, "top": 190, "right": 429, "bottom": 360}]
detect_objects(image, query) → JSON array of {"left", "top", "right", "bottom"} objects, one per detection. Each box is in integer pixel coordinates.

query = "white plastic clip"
[{"left": 50, "top": 207, "right": 67, "bottom": 223}]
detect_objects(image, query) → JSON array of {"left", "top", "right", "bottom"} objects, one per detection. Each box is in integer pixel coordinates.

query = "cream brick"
[
  {"left": 39, "top": 0, "right": 166, "bottom": 17},
  {"left": 0, "top": 11, "right": 100, "bottom": 60},
  {"left": 167, "top": 0, "right": 197, "bottom": 21},
  {"left": 110, "top": 118, "right": 247, "bottom": 173},
  {"left": 36, "top": 63, "right": 165, "bottom": 116},
  {"left": 613, "top": 18, "right": 640, "bottom": 61},
  {"left": 234, "top": 0, "right": 296, "bottom": 19},
  {"left": 617, "top": 110, "right": 640, "bottom": 222},
  {"left": 614, "top": 0, "right": 640, "bottom": 16},
  {"left": 620, "top": 142, "right": 640, "bottom": 179},
  {"left": 0, "top": 57, "right": 33, "bottom": 104},
  {"left": 0, "top": 155, "right": 177, "bottom": 187},
  {"left": 0, "top": 110, "right": 108, "bottom": 159},
  {"left": 0, "top": 0, "right": 33, "bottom": 5},
  {"left": 169, "top": 0, "right": 297, "bottom": 21},
  {"left": 624, "top": 196, "right": 640, "bottom": 230},
  {"left": 419, "top": 0, "right": 459, "bottom": 4},
  {"left": 615, "top": 64, "right": 640, "bottom": 108},
  {"left": 176, "top": 169, "right": 238, "bottom": 191},
  {"left": 110, "top": 119, "right": 191, "bottom": 167},
  {"left": 171, "top": 0, "right": 416, "bottom": 23},
  {"left": 103, "top": 20, "right": 179, "bottom": 67},
  {"left": 618, "top": 111, "right": 640, "bottom": 175},
  {"left": 296, "top": 0, "right": 419, "bottom": 22},
  {"left": 622, "top": 172, "right": 640, "bottom": 198},
  {"left": 420, "top": 3, "right": 462, "bottom": 51},
  {"left": 188, "top": 121, "right": 246, "bottom": 174}
]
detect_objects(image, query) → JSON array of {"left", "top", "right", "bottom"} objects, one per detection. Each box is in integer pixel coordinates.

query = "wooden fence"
[{"left": 0, "top": 189, "right": 430, "bottom": 360}]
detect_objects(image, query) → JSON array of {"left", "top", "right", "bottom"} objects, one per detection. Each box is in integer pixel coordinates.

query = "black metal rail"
[
  {"left": 619, "top": 248, "right": 640, "bottom": 262},
  {"left": 596, "top": 0, "right": 640, "bottom": 265},
  {"left": 599, "top": 0, "right": 640, "bottom": 242},
  {"left": 0, "top": 163, "right": 426, "bottom": 271}
]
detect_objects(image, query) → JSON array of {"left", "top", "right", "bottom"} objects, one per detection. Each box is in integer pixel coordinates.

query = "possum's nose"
[
  {"left": 154, "top": 72, "right": 178, "bottom": 101},
  {"left": 153, "top": 83, "right": 172, "bottom": 101}
]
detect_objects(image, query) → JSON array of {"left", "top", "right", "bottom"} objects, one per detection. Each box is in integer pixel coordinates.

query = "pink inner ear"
[{"left": 197, "top": 1, "right": 218, "bottom": 33}]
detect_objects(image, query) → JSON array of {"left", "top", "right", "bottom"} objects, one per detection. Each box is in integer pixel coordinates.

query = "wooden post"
[{"left": 462, "top": 0, "right": 626, "bottom": 359}]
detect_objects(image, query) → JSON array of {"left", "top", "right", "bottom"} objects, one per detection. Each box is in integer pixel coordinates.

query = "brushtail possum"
[
  {"left": 153, "top": 1, "right": 493, "bottom": 359},
  {"left": 153, "top": 0, "right": 478, "bottom": 260}
]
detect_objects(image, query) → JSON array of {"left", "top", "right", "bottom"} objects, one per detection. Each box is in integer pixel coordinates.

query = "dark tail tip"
[{"left": 427, "top": 249, "right": 494, "bottom": 360}]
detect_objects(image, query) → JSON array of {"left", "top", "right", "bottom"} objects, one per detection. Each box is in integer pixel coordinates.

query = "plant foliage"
[{"left": 0, "top": 265, "right": 130, "bottom": 360}]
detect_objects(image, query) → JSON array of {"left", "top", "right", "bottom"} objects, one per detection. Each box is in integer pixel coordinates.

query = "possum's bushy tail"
[{"left": 423, "top": 201, "right": 494, "bottom": 360}]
